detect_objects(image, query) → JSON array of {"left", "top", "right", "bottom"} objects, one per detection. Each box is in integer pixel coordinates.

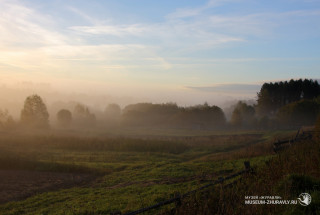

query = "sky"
[{"left": 0, "top": 0, "right": 320, "bottom": 107}]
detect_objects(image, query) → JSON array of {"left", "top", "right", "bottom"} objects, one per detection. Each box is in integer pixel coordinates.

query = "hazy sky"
[{"left": 0, "top": 0, "right": 319, "bottom": 105}]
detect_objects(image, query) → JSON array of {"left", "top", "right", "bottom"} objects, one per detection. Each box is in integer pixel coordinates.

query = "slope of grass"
[
  {"left": 0, "top": 130, "right": 282, "bottom": 214},
  {"left": 177, "top": 138, "right": 320, "bottom": 215}
]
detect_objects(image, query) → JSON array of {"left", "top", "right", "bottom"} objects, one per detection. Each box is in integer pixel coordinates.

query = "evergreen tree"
[{"left": 257, "top": 79, "right": 320, "bottom": 117}]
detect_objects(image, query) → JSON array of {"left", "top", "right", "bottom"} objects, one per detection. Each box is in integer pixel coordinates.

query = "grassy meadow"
[
  {"left": 0, "top": 128, "right": 290, "bottom": 215},
  {"left": 176, "top": 137, "right": 320, "bottom": 215}
]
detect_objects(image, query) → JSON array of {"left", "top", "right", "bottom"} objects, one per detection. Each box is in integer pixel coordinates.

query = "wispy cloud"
[
  {"left": 67, "top": 0, "right": 320, "bottom": 55},
  {"left": 166, "top": 0, "right": 239, "bottom": 19},
  {"left": 69, "top": 8, "right": 246, "bottom": 52},
  {"left": 70, "top": 24, "right": 147, "bottom": 37},
  {"left": 0, "top": 0, "right": 66, "bottom": 48},
  {"left": 1, "top": 0, "right": 320, "bottom": 97},
  {"left": 67, "top": 6, "right": 104, "bottom": 25},
  {"left": 0, "top": 1, "right": 172, "bottom": 75},
  {"left": 186, "top": 83, "right": 261, "bottom": 95}
]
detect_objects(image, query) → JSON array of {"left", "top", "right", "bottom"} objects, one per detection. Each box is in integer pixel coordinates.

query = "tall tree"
[
  {"left": 257, "top": 79, "right": 320, "bottom": 117},
  {"left": 21, "top": 94, "right": 49, "bottom": 128}
]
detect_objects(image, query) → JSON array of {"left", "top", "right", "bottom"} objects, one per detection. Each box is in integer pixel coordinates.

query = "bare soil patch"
[{"left": 0, "top": 170, "right": 94, "bottom": 204}]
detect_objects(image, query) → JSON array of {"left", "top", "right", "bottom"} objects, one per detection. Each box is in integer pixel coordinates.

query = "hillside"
[{"left": 177, "top": 135, "right": 320, "bottom": 214}]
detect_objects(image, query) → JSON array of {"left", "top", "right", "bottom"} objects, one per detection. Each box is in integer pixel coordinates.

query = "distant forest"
[
  {"left": 0, "top": 79, "right": 320, "bottom": 131},
  {"left": 256, "top": 79, "right": 320, "bottom": 127}
]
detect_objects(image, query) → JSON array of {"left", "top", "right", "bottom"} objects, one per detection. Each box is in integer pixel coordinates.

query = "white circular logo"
[{"left": 297, "top": 193, "right": 311, "bottom": 206}]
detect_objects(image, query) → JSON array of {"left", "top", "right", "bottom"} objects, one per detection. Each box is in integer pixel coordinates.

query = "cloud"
[
  {"left": 0, "top": 0, "right": 66, "bottom": 48},
  {"left": 166, "top": 0, "right": 238, "bottom": 19},
  {"left": 67, "top": 0, "right": 249, "bottom": 50},
  {"left": 186, "top": 83, "right": 261, "bottom": 95},
  {"left": 166, "top": 0, "right": 320, "bottom": 41},
  {"left": 67, "top": 0, "right": 320, "bottom": 55},
  {"left": 0, "top": 1, "right": 172, "bottom": 75},
  {"left": 1, "top": 0, "right": 320, "bottom": 91},
  {"left": 67, "top": 6, "right": 103, "bottom": 25},
  {"left": 70, "top": 24, "right": 147, "bottom": 37}
]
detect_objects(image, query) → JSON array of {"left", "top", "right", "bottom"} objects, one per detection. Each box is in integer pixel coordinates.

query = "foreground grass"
[
  {"left": 177, "top": 138, "right": 320, "bottom": 215},
  {"left": 0, "top": 130, "right": 287, "bottom": 214}
]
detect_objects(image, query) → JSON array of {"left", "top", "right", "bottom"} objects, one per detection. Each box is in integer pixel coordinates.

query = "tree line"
[
  {"left": 256, "top": 79, "right": 320, "bottom": 116},
  {"left": 121, "top": 102, "right": 226, "bottom": 129},
  {"left": 0, "top": 95, "right": 226, "bottom": 130},
  {"left": 256, "top": 79, "right": 320, "bottom": 128},
  {"left": 0, "top": 79, "right": 319, "bottom": 131}
]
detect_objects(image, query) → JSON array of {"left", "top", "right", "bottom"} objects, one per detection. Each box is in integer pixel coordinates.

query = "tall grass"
[{"left": 177, "top": 139, "right": 320, "bottom": 214}]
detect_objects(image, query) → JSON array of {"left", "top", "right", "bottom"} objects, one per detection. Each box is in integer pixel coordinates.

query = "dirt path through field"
[{"left": 0, "top": 170, "right": 94, "bottom": 204}]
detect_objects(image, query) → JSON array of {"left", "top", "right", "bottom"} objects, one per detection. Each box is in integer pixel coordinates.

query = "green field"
[{"left": 0, "top": 129, "right": 295, "bottom": 215}]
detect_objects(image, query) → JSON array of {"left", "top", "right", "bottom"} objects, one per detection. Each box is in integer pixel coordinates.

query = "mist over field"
[
  {"left": 1, "top": 0, "right": 320, "bottom": 214},
  {"left": 0, "top": 78, "right": 319, "bottom": 215},
  {"left": 0, "top": 78, "right": 319, "bottom": 136},
  {"left": 0, "top": 80, "right": 259, "bottom": 121}
]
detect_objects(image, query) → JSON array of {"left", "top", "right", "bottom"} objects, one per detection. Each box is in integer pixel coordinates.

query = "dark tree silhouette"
[
  {"left": 57, "top": 109, "right": 72, "bottom": 126},
  {"left": 257, "top": 79, "right": 320, "bottom": 117},
  {"left": 180, "top": 103, "right": 226, "bottom": 129},
  {"left": 121, "top": 102, "right": 226, "bottom": 129},
  {"left": 277, "top": 100, "right": 320, "bottom": 127},
  {"left": 20, "top": 94, "right": 49, "bottom": 128},
  {"left": 122, "top": 103, "right": 179, "bottom": 127}
]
